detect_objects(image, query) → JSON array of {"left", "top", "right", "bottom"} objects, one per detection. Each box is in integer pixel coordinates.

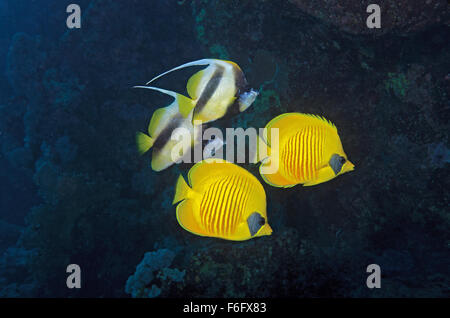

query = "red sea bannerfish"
[{"left": 135, "top": 59, "right": 258, "bottom": 171}]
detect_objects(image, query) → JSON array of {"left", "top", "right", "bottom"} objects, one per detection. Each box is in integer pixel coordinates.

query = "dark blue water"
[{"left": 0, "top": 0, "right": 449, "bottom": 298}]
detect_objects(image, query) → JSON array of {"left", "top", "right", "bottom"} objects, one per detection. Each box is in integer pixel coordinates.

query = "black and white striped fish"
[
  {"left": 135, "top": 59, "right": 259, "bottom": 124},
  {"left": 136, "top": 90, "right": 201, "bottom": 171}
]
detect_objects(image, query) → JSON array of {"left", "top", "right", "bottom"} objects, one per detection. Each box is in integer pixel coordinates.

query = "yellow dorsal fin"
[
  {"left": 176, "top": 94, "right": 195, "bottom": 118},
  {"left": 264, "top": 112, "right": 337, "bottom": 145},
  {"left": 134, "top": 86, "right": 194, "bottom": 119},
  {"left": 219, "top": 59, "right": 240, "bottom": 69},
  {"left": 187, "top": 158, "right": 228, "bottom": 186},
  {"left": 301, "top": 113, "right": 337, "bottom": 131},
  {"left": 148, "top": 107, "right": 167, "bottom": 136},
  {"left": 186, "top": 69, "right": 204, "bottom": 100},
  {"left": 187, "top": 158, "right": 259, "bottom": 189}
]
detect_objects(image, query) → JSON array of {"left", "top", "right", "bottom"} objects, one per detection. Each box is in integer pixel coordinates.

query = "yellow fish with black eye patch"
[
  {"left": 136, "top": 87, "right": 201, "bottom": 171},
  {"left": 138, "top": 59, "right": 259, "bottom": 124},
  {"left": 172, "top": 158, "right": 272, "bottom": 241},
  {"left": 257, "top": 113, "right": 355, "bottom": 187}
]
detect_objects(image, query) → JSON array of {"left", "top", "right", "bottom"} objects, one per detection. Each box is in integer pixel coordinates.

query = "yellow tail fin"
[
  {"left": 136, "top": 132, "right": 154, "bottom": 155},
  {"left": 250, "top": 134, "right": 271, "bottom": 163},
  {"left": 173, "top": 175, "right": 191, "bottom": 204}
]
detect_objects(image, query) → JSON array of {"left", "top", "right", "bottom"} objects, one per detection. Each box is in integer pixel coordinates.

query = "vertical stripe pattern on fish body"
[
  {"left": 199, "top": 174, "right": 252, "bottom": 237},
  {"left": 140, "top": 59, "right": 258, "bottom": 125},
  {"left": 135, "top": 93, "right": 200, "bottom": 172},
  {"left": 281, "top": 126, "right": 325, "bottom": 183},
  {"left": 259, "top": 113, "right": 355, "bottom": 188},
  {"left": 188, "top": 61, "right": 239, "bottom": 123},
  {"left": 172, "top": 159, "right": 272, "bottom": 241}
]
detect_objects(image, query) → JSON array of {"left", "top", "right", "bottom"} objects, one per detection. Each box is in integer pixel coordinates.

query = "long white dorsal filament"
[
  {"left": 145, "top": 59, "right": 214, "bottom": 85},
  {"left": 133, "top": 85, "right": 180, "bottom": 99}
]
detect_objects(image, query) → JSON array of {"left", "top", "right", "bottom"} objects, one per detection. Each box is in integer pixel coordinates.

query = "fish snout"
[
  {"left": 262, "top": 223, "right": 273, "bottom": 236},
  {"left": 238, "top": 89, "right": 259, "bottom": 112},
  {"left": 348, "top": 161, "right": 355, "bottom": 170},
  {"left": 345, "top": 160, "right": 355, "bottom": 172}
]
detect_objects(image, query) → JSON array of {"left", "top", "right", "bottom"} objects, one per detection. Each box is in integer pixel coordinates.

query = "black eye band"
[
  {"left": 329, "top": 154, "right": 345, "bottom": 175},
  {"left": 247, "top": 212, "right": 265, "bottom": 236}
]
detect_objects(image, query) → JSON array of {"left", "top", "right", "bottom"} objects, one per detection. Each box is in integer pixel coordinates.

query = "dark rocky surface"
[
  {"left": 290, "top": 0, "right": 450, "bottom": 36},
  {"left": 0, "top": 0, "right": 448, "bottom": 297}
]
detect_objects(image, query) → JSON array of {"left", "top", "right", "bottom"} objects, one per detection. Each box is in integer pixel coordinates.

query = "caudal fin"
[
  {"left": 146, "top": 59, "right": 214, "bottom": 85},
  {"left": 249, "top": 134, "right": 271, "bottom": 164},
  {"left": 173, "top": 175, "right": 191, "bottom": 204},
  {"left": 136, "top": 132, "right": 154, "bottom": 155}
]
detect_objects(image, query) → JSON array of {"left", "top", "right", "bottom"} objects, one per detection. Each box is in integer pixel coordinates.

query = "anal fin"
[{"left": 176, "top": 199, "right": 206, "bottom": 237}]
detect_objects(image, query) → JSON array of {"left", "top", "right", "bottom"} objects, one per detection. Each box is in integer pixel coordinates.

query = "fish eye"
[
  {"left": 259, "top": 218, "right": 266, "bottom": 226},
  {"left": 340, "top": 157, "right": 346, "bottom": 164}
]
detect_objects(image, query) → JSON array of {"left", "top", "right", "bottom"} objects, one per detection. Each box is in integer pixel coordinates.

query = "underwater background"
[{"left": 0, "top": 0, "right": 449, "bottom": 298}]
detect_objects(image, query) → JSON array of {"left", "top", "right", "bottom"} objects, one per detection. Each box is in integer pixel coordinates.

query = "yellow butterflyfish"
[
  {"left": 138, "top": 59, "right": 258, "bottom": 124},
  {"left": 257, "top": 113, "right": 355, "bottom": 187},
  {"left": 172, "top": 158, "right": 272, "bottom": 241}
]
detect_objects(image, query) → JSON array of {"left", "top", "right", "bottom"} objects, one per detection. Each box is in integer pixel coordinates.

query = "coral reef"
[
  {"left": 126, "top": 0, "right": 450, "bottom": 298},
  {"left": 0, "top": 0, "right": 197, "bottom": 297},
  {"left": 0, "top": 0, "right": 448, "bottom": 298},
  {"left": 125, "top": 249, "right": 185, "bottom": 298},
  {"left": 179, "top": 229, "right": 366, "bottom": 297},
  {"left": 289, "top": 0, "right": 450, "bottom": 36}
]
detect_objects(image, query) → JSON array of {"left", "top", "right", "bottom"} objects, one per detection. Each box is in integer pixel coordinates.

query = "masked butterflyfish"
[
  {"left": 143, "top": 59, "right": 259, "bottom": 124},
  {"left": 257, "top": 113, "right": 355, "bottom": 187},
  {"left": 135, "top": 87, "right": 201, "bottom": 171},
  {"left": 172, "top": 158, "right": 272, "bottom": 241}
]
